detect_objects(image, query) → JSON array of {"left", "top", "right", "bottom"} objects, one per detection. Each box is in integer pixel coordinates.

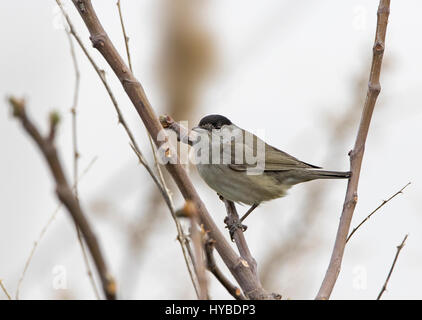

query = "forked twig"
[
  {"left": 8, "top": 97, "right": 115, "bottom": 300},
  {"left": 377, "top": 234, "right": 408, "bottom": 300},
  {"left": 130, "top": 145, "right": 200, "bottom": 296},
  {"left": 223, "top": 200, "right": 259, "bottom": 283},
  {"left": 204, "top": 238, "right": 246, "bottom": 300},
  {"left": 180, "top": 201, "right": 209, "bottom": 299},
  {"left": 346, "top": 182, "right": 410, "bottom": 243}
]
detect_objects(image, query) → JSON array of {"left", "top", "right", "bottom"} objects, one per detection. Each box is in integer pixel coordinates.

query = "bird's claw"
[{"left": 224, "top": 217, "right": 247, "bottom": 241}]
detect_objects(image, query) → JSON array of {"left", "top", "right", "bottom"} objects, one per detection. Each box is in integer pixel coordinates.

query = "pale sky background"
[{"left": 0, "top": 0, "right": 421, "bottom": 300}]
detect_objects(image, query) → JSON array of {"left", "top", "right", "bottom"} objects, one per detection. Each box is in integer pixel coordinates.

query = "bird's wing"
[
  {"left": 228, "top": 133, "right": 321, "bottom": 172},
  {"left": 264, "top": 144, "right": 321, "bottom": 170}
]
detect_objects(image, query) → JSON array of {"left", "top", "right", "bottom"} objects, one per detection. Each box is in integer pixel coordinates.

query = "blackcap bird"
[{"left": 191, "top": 114, "right": 350, "bottom": 222}]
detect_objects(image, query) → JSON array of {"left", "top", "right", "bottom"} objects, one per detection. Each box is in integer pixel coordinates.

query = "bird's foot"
[{"left": 224, "top": 216, "right": 247, "bottom": 241}]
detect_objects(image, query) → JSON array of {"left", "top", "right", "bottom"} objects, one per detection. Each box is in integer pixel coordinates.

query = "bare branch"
[
  {"left": 130, "top": 145, "right": 199, "bottom": 295},
  {"left": 223, "top": 200, "right": 259, "bottom": 284},
  {"left": 316, "top": 0, "right": 391, "bottom": 300},
  {"left": 180, "top": 201, "right": 209, "bottom": 300},
  {"left": 70, "top": 0, "right": 270, "bottom": 299},
  {"left": 204, "top": 238, "right": 246, "bottom": 300},
  {"left": 377, "top": 234, "right": 408, "bottom": 300},
  {"left": 8, "top": 97, "right": 115, "bottom": 300},
  {"left": 116, "top": 0, "right": 133, "bottom": 72},
  {"left": 346, "top": 182, "right": 410, "bottom": 243},
  {"left": 64, "top": 21, "right": 101, "bottom": 300}
]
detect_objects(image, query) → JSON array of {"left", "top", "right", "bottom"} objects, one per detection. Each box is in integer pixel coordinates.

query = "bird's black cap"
[{"left": 198, "top": 114, "right": 232, "bottom": 130}]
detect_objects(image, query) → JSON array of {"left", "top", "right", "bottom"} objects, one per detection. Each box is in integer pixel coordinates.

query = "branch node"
[
  {"left": 345, "top": 193, "right": 358, "bottom": 209},
  {"left": 373, "top": 41, "right": 385, "bottom": 55},
  {"left": 49, "top": 110, "right": 61, "bottom": 141},
  {"left": 378, "top": 5, "right": 390, "bottom": 15},
  {"left": 90, "top": 33, "right": 106, "bottom": 49},
  {"left": 8, "top": 96, "right": 26, "bottom": 117},
  {"left": 368, "top": 81, "right": 381, "bottom": 94},
  {"left": 106, "top": 273, "right": 117, "bottom": 297},
  {"left": 121, "top": 78, "right": 138, "bottom": 85},
  {"left": 76, "top": 0, "right": 87, "bottom": 13},
  {"left": 159, "top": 115, "right": 173, "bottom": 129}
]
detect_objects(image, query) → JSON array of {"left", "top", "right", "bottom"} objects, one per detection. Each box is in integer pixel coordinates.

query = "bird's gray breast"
[{"left": 196, "top": 164, "right": 291, "bottom": 205}]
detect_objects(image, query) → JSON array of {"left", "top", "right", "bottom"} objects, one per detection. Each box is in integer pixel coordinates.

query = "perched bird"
[{"left": 191, "top": 114, "right": 350, "bottom": 222}]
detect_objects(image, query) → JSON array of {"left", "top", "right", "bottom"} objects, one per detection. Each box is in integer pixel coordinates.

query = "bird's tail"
[{"left": 308, "top": 170, "right": 351, "bottom": 179}]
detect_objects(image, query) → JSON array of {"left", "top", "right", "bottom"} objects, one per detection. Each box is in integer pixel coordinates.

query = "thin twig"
[
  {"left": 346, "top": 182, "right": 410, "bottom": 243},
  {"left": 64, "top": 22, "right": 101, "bottom": 300},
  {"left": 55, "top": 1, "right": 147, "bottom": 163},
  {"left": 15, "top": 156, "right": 98, "bottom": 300},
  {"left": 0, "top": 280, "right": 12, "bottom": 300},
  {"left": 130, "top": 145, "right": 200, "bottom": 296},
  {"left": 316, "top": 0, "right": 391, "bottom": 300},
  {"left": 204, "top": 238, "right": 246, "bottom": 300},
  {"left": 377, "top": 234, "right": 408, "bottom": 300},
  {"left": 223, "top": 200, "right": 281, "bottom": 299},
  {"left": 116, "top": 0, "right": 132, "bottom": 72},
  {"left": 8, "top": 97, "right": 115, "bottom": 300},
  {"left": 66, "top": 29, "right": 80, "bottom": 189},
  {"left": 181, "top": 201, "right": 208, "bottom": 300}
]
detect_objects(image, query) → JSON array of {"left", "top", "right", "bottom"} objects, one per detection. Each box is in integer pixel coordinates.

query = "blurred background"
[{"left": 0, "top": 0, "right": 420, "bottom": 300}]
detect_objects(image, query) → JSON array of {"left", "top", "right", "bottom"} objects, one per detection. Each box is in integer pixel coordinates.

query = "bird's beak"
[{"left": 191, "top": 126, "right": 200, "bottom": 132}]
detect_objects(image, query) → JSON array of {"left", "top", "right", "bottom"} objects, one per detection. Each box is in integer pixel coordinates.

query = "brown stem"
[
  {"left": 377, "top": 234, "right": 408, "bottom": 300},
  {"left": 71, "top": 0, "right": 269, "bottom": 299},
  {"left": 0, "top": 280, "right": 12, "bottom": 300},
  {"left": 223, "top": 200, "right": 259, "bottom": 284},
  {"left": 64, "top": 20, "right": 101, "bottom": 300},
  {"left": 8, "top": 97, "right": 116, "bottom": 300},
  {"left": 204, "top": 238, "right": 246, "bottom": 300},
  {"left": 182, "top": 201, "right": 209, "bottom": 300},
  {"left": 116, "top": 0, "right": 133, "bottom": 72},
  {"left": 316, "top": 0, "right": 391, "bottom": 300}
]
